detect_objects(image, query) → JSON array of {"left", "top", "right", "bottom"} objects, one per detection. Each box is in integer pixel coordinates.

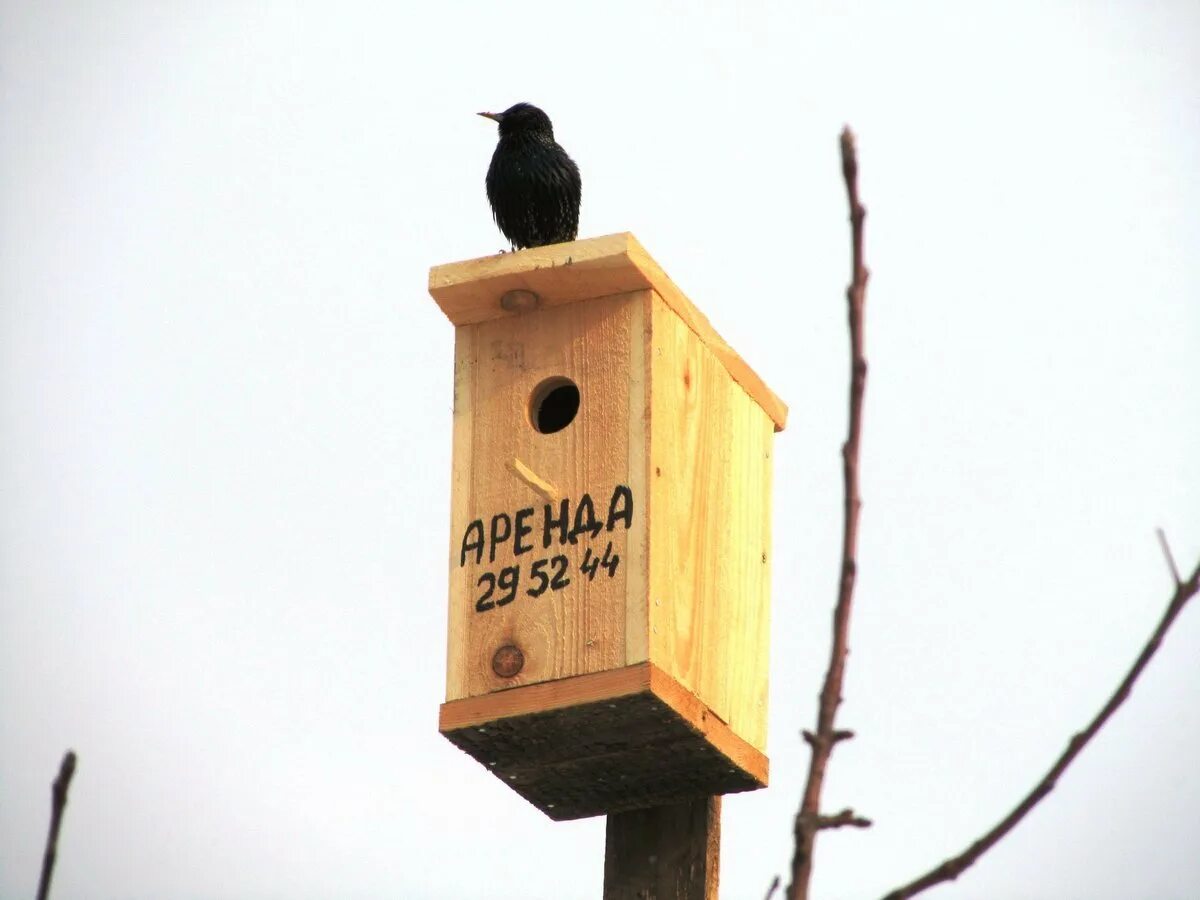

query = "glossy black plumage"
[{"left": 479, "top": 103, "right": 581, "bottom": 250}]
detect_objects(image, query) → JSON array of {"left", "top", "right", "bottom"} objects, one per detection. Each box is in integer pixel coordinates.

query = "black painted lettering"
[
  {"left": 495, "top": 565, "right": 520, "bottom": 606},
  {"left": 475, "top": 571, "right": 496, "bottom": 612},
  {"left": 460, "top": 519, "right": 484, "bottom": 567},
  {"left": 513, "top": 507, "right": 534, "bottom": 556},
  {"left": 569, "top": 492, "right": 602, "bottom": 544},
  {"left": 542, "top": 499, "right": 569, "bottom": 548},
  {"left": 580, "top": 546, "right": 599, "bottom": 581},
  {"left": 606, "top": 485, "right": 634, "bottom": 532},
  {"left": 550, "top": 554, "right": 571, "bottom": 590},
  {"left": 527, "top": 558, "right": 549, "bottom": 597},
  {"left": 600, "top": 540, "right": 620, "bottom": 577},
  {"left": 489, "top": 513, "right": 512, "bottom": 563}
]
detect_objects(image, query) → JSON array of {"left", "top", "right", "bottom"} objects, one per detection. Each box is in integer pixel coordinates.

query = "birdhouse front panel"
[{"left": 445, "top": 289, "right": 650, "bottom": 702}]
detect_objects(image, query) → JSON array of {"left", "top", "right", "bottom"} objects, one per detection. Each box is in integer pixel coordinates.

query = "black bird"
[{"left": 478, "top": 103, "right": 581, "bottom": 250}]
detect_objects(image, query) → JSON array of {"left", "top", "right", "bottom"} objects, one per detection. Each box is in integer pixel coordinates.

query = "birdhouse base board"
[{"left": 438, "top": 662, "right": 768, "bottom": 821}]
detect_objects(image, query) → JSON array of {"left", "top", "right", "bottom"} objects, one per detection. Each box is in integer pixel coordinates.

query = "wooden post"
[{"left": 603, "top": 797, "right": 721, "bottom": 899}]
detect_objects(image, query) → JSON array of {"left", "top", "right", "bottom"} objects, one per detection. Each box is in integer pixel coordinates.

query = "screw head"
[
  {"left": 492, "top": 644, "right": 525, "bottom": 678},
  {"left": 500, "top": 289, "right": 540, "bottom": 312}
]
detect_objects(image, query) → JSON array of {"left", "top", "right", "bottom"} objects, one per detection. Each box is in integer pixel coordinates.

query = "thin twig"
[
  {"left": 765, "top": 875, "right": 782, "bottom": 900},
  {"left": 36, "top": 750, "right": 78, "bottom": 900},
  {"left": 880, "top": 557, "right": 1200, "bottom": 899},
  {"left": 1156, "top": 527, "right": 1182, "bottom": 586},
  {"left": 813, "top": 808, "right": 873, "bottom": 830},
  {"left": 787, "top": 125, "right": 872, "bottom": 900}
]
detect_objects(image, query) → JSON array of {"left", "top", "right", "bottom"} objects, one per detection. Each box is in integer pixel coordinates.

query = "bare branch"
[
  {"left": 881, "top": 558, "right": 1200, "bottom": 900},
  {"left": 801, "top": 728, "right": 855, "bottom": 748},
  {"left": 36, "top": 750, "right": 78, "bottom": 900},
  {"left": 814, "top": 808, "right": 873, "bottom": 830},
  {"left": 1156, "top": 528, "right": 1182, "bottom": 586},
  {"left": 788, "top": 125, "right": 871, "bottom": 900},
  {"left": 765, "top": 875, "right": 782, "bottom": 900}
]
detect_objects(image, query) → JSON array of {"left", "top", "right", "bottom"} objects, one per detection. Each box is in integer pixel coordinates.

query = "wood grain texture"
[
  {"left": 624, "top": 291, "right": 651, "bottom": 667},
  {"left": 434, "top": 237, "right": 784, "bottom": 816},
  {"left": 429, "top": 233, "right": 787, "bottom": 431},
  {"left": 604, "top": 796, "right": 721, "bottom": 900},
  {"left": 429, "top": 234, "right": 644, "bottom": 325},
  {"left": 446, "top": 291, "right": 649, "bottom": 701},
  {"left": 439, "top": 661, "right": 653, "bottom": 731},
  {"left": 440, "top": 663, "right": 766, "bottom": 820},
  {"left": 647, "top": 291, "right": 776, "bottom": 752}
]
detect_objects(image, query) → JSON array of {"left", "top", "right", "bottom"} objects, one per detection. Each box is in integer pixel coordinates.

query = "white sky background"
[{"left": 2, "top": 1, "right": 1198, "bottom": 898}]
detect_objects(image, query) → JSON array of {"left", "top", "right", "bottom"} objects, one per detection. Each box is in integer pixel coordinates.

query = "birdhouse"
[{"left": 429, "top": 233, "right": 787, "bottom": 820}]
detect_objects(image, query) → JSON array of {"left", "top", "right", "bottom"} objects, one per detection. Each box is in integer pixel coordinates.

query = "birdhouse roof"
[{"left": 428, "top": 232, "right": 787, "bottom": 431}]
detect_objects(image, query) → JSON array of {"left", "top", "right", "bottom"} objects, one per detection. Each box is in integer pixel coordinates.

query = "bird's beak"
[{"left": 477, "top": 111, "right": 502, "bottom": 122}]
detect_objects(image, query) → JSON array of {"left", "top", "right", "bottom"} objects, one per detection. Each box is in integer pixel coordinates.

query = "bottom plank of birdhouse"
[{"left": 438, "top": 662, "right": 768, "bottom": 821}]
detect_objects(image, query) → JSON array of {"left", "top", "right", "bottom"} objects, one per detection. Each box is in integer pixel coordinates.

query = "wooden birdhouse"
[{"left": 429, "top": 233, "right": 787, "bottom": 820}]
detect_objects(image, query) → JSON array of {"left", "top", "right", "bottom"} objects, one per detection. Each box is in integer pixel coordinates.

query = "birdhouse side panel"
[
  {"left": 646, "top": 292, "right": 775, "bottom": 752},
  {"left": 445, "top": 290, "right": 651, "bottom": 702}
]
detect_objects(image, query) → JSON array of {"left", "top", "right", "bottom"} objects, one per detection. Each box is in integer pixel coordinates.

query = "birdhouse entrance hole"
[{"left": 530, "top": 376, "right": 579, "bottom": 434}]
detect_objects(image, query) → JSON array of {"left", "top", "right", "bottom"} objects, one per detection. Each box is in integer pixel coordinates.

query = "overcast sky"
[{"left": 2, "top": 2, "right": 1198, "bottom": 898}]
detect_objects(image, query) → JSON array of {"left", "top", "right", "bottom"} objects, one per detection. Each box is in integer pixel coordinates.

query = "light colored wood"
[
  {"left": 648, "top": 663, "right": 768, "bottom": 783},
  {"left": 429, "top": 233, "right": 647, "bottom": 324},
  {"left": 647, "top": 291, "right": 775, "bottom": 751},
  {"left": 505, "top": 457, "right": 561, "bottom": 503},
  {"left": 429, "top": 233, "right": 788, "bottom": 432},
  {"left": 439, "top": 661, "right": 768, "bottom": 787},
  {"left": 445, "top": 291, "right": 650, "bottom": 701},
  {"left": 439, "top": 661, "right": 653, "bottom": 731},
  {"left": 623, "top": 237, "right": 787, "bottom": 433},
  {"left": 434, "top": 236, "right": 783, "bottom": 815},
  {"left": 623, "top": 292, "right": 650, "bottom": 667}
]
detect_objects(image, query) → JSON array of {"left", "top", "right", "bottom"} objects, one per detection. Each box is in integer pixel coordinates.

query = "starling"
[{"left": 478, "top": 103, "right": 581, "bottom": 250}]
